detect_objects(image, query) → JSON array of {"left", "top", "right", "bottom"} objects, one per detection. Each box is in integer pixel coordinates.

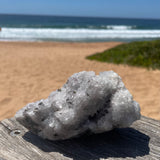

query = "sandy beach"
[{"left": 0, "top": 41, "right": 160, "bottom": 121}]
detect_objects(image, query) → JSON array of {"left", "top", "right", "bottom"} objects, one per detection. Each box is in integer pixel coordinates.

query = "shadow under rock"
[{"left": 23, "top": 128, "right": 150, "bottom": 160}]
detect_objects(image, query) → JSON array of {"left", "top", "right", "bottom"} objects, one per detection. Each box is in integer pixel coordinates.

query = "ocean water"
[{"left": 0, "top": 14, "right": 160, "bottom": 42}]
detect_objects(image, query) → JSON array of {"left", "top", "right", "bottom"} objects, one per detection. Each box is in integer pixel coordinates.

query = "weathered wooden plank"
[{"left": 0, "top": 116, "right": 160, "bottom": 160}]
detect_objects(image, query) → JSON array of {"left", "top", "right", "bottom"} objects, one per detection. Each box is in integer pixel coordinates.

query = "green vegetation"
[{"left": 87, "top": 40, "right": 160, "bottom": 70}]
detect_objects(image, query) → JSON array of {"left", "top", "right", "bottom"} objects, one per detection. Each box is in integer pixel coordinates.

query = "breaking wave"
[{"left": 0, "top": 27, "right": 160, "bottom": 42}]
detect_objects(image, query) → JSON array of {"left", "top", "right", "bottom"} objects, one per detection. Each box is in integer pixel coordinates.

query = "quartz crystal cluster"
[{"left": 15, "top": 71, "right": 140, "bottom": 140}]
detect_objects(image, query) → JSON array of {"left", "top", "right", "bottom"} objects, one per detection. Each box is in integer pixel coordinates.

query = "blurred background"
[
  {"left": 0, "top": 0, "right": 160, "bottom": 121},
  {"left": 0, "top": 0, "right": 160, "bottom": 42}
]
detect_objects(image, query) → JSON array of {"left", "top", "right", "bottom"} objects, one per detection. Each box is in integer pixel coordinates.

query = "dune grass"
[{"left": 87, "top": 40, "right": 160, "bottom": 70}]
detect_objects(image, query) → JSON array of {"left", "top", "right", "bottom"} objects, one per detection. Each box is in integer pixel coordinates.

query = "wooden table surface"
[{"left": 0, "top": 116, "right": 160, "bottom": 160}]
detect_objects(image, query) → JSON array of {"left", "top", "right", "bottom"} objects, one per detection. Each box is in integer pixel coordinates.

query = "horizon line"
[{"left": 0, "top": 13, "right": 160, "bottom": 21}]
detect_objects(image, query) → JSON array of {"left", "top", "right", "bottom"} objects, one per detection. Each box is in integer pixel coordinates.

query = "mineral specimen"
[{"left": 15, "top": 71, "right": 140, "bottom": 140}]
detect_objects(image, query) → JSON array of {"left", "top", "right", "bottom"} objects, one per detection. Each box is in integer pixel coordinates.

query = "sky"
[{"left": 0, "top": 0, "right": 160, "bottom": 19}]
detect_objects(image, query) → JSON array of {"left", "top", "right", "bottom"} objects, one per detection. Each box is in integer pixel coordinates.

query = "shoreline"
[{"left": 0, "top": 41, "right": 160, "bottom": 120}]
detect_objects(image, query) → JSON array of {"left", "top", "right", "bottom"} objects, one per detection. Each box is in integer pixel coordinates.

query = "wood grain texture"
[{"left": 0, "top": 116, "right": 160, "bottom": 160}]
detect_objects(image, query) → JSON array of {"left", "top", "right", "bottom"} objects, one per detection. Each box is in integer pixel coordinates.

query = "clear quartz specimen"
[{"left": 15, "top": 71, "right": 140, "bottom": 140}]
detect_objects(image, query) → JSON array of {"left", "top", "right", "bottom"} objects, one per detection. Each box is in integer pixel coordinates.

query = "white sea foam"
[
  {"left": 0, "top": 27, "right": 160, "bottom": 41},
  {"left": 106, "top": 25, "right": 134, "bottom": 30}
]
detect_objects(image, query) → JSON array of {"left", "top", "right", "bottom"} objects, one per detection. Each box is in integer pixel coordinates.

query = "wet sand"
[{"left": 0, "top": 41, "right": 160, "bottom": 120}]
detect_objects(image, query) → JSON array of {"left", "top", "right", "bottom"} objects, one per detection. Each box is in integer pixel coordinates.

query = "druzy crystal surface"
[{"left": 15, "top": 71, "right": 140, "bottom": 140}]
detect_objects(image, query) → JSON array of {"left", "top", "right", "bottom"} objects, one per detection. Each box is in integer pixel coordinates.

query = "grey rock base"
[{"left": 15, "top": 71, "right": 141, "bottom": 140}]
